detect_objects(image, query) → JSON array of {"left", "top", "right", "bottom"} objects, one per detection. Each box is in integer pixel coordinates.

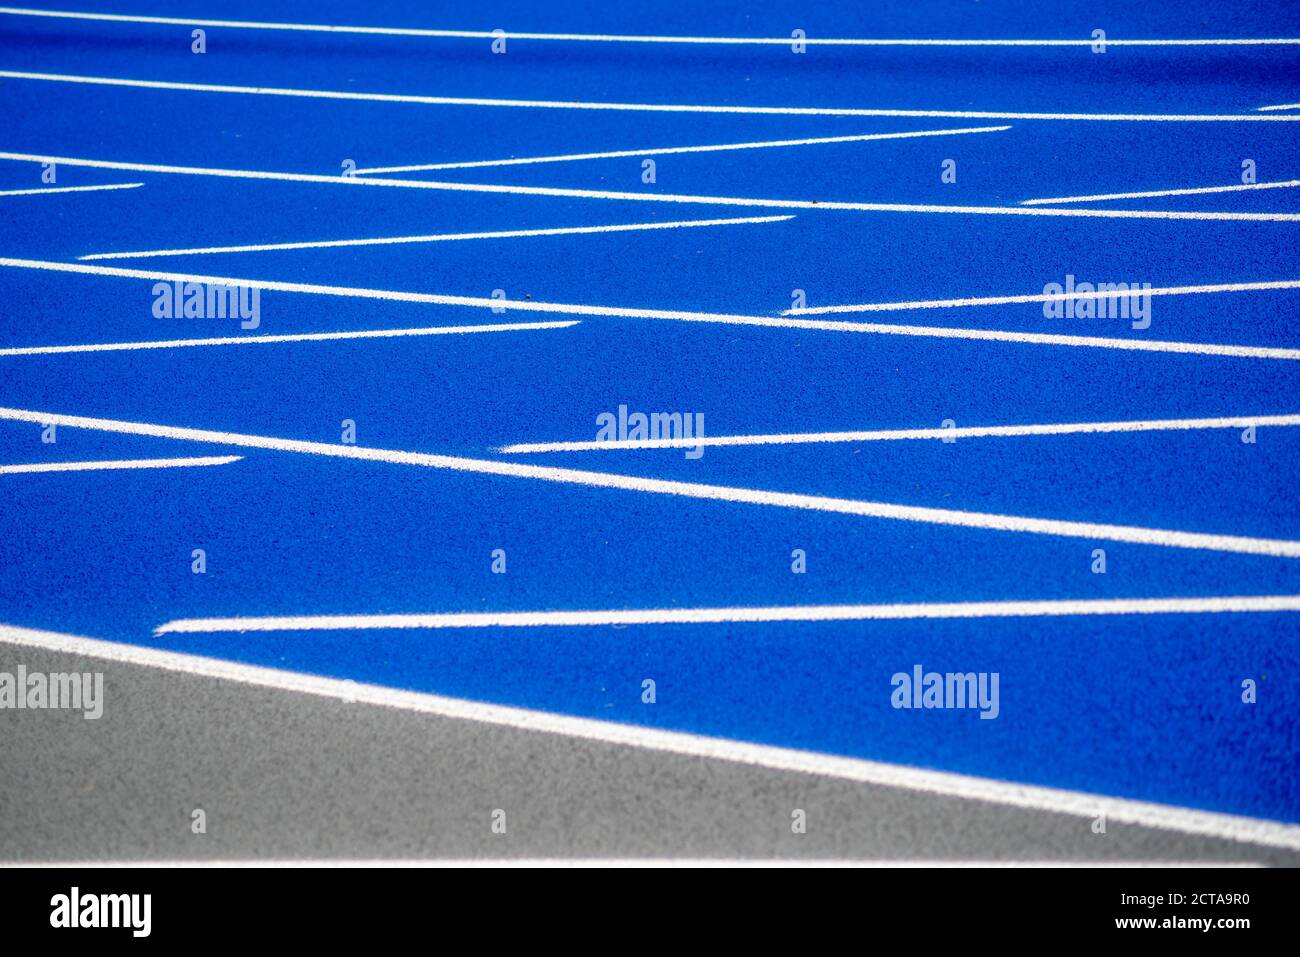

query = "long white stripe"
[
  {"left": 0, "top": 859, "right": 1265, "bottom": 868},
  {"left": 0, "top": 256, "right": 1295, "bottom": 361},
  {"left": 0, "top": 455, "right": 240, "bottom": 474},
  {"left": 77, "top": 216, "right": 794, "bottom": 261},
  {"left": 785, "top": 279, "right": 1300, "bottom": 316},
  {"left": 2, "top": 71, "right": 1297, "bottom": 122},
  {"left": 499, "top": 413, "right": 1300, "bottom": 453},
  {"left": 354, "top": 127, "right": 1012, "bottom": 175},
  {"left": 3, "top": 151, "right": 1298, "bottom": 222},
  {"left": 0, "top": 404, "right": 1298, "bottom": 557},
  {"left": 0, "top": 8, "right": 1296, "bottom": 46},
  {"left": 0, "top": 321, "right": 579, "bottom": 357},
  {"left": 2, "top": 621, "right": 1297, "bottom": 850},
  {"left": 155, "top": 595, "right": 1300, "bottom": 634},
  {"left": 0, "top": 181, "right": 142, "bottom": 197},
  {"left": 1021, "top": 179, "right": 1300, "bottom": 206}
]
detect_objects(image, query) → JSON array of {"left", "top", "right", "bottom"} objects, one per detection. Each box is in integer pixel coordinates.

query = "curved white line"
[
  {"left": 3, "top": 152, "right": 1299, "bottom": 222},
  {"left": 499, "top": 413, "right": 1300, "bottom": 453},
  {"left": 1, "top": 403, "right": 1299, "bottom": 557},
  {"left": 354, "top": 127, "right": 1011, "bottom": 175},
  {"left": 0, "top": 321, "right": 579, "bottom": 356},
  {"left": 155, "top": 595, "right": 1300, "bottom": 634},
  {"left": 0, "top": 256, "right": 1295, "bottom": 361},
  {"left": 1021, "top": 179, "right": 1300, "bottom": 206},
  {"left": 0, "top": 456, "right": 240, "bottom": 473},
  {"left": 1, "top": 71, "right": 1297, "bottom": 121},
  {"left": 78, "top": 216, "right": 794, "bottom": 261},
  {"left": 784, "top": 279, "right": 1300, "bottom": 316},
  {"left": 0, "top": 8, "right": 1296, "bottom": 46},
  {"left": 0, "top": 182, "right": 142, "bottom": 197}
]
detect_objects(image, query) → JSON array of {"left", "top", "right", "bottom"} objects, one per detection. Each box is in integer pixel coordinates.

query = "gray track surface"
[{"left": 1, "top": 645, "right": 1295, "bottom": 864}]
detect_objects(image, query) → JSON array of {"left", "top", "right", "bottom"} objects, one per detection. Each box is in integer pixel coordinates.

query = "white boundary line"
[
  {"left": 0, "top": 859, "right": 1265, "bottom": 868},
  {"left": 1021, "top": 179, "right": 1300, "bottom": 206},
  {"left": 77, "top": 216, "right": 794, "bottom": 261},
  {"left": 0, "top": 8, "right": 1296, "bottom": 46},
  {"left": 1258, "top": 103, "right": 1300, "bottom": 111},
  {"left": 0, "top": 321, "right": 579, "bottom": 356},
  {"left": 3, "top": 152, "right": 1299, "bottom": 222},
  {"left": 0, "top": 455, "right": 240, "bottom": 474},
  {"left": 0, "top": 181, "right": 142, "bottom": 197},
  {"left": 2, "top": 71, "right": 1297, "bottom": 121},
  {"left": 1, "top": 403, "right": 1299, "bottom": 557},
  {"left": 2, "top": 621, "right": 1297, "bottom": 850},
  {"left": 155, "top": 595, "right": 1300, "bottom": 634},
  {"left": 784, "top": 279, "right": 1300, "bottom": 316},
  {"left": 499, "top": 413, "right": 1300, "bottom": 453},
  {"left": 0, "top": 256, "right": 1296, "bottom": 361},
  {"left": 353, "top": 127, "right": 1012, "bottom": 175}
]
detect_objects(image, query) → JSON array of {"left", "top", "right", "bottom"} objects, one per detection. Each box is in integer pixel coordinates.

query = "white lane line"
[
  {"left": 3, "top": 620, "right": 1298, "bottom": 850},
  {"left": 0, "top": 256, "right": 1295, "bottom": 361},
  {"left": 77, "top": 216, "right": 794, "bottom": 261},
  {"left": 4, "top": 152, "right": 1299, "bottom": 222},
  {"left": 1258, "top": 103, "right": 1300, "bottom": 111},
  {"left": 155, "top": 595, "right": 1300, "bottom": 634},
  {"left": 353, "top": 127, "right": 1012, "bottom": 175},
  {"left": 2, "top": 71, "right": 1297, "bottom": 121},
  {"left": 1021, "top": 179, "right": 1300, "bottom": 206},
  {"left": 1, "top": 8, "right": 1296, "bottom": 46},
  {"left": 0, "top": 181, "right": 142, "bottom": 197},
  {"left": 784, "top": 279, "right": 1300, "bottom": 316},
  {"left": 0, "top": 455, "right": 240, "bottom": 474},
  {"left": 0, "top": 320, "right": 579, "bottom": 357},
  {"left": 1, "top": 404, "right": 1298, "bottom": 558},
  {"left": 0, "top": 257, "right": 1295, "bottom": 361},
  {"left": 499, "top": 413, "right": 1300, "bottom": 453}
]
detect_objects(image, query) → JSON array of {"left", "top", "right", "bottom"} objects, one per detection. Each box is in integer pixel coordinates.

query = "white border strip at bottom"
[
  {"left": 2, "top": 622, "right": 1297, "bottom": 851},
  {"left": 0, "top": 859, "right": 1263, "bottom": 868}
]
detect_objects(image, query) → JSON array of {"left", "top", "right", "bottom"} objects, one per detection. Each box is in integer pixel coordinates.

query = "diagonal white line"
[
  {"left": 1, "top": 71, "right": 1298, "bottom": 121},
  {"left": 3, "top": 620, "right": 1298, "bottom": 850},
  {"left": 0, "top": 403, "right": 1298, "bottom": 557},
  {"left": 1020, "top": 179, "right": 1300, "bottom": 205},
  {"left": 498, "top": 413, "right": 1300, "bottom": 453},
  {"left": 3, "top": 151, "right": 1299, "bottom": 221},
  {"left": 1258, "top": 103, "right": 1300, "bottom": 111},
  {"left": 0, "top": 181, "right": 142, "bottom": 198},
  {"left": 0, "top": 455, "right": 240, "bottom": 473},
  {"left": 77, "top": 216, "right": 794, "bottom": 261},
  {"left": 0, "top": 9, "right": 1297, "bottom": 46},
  {"left": 155, "top": 595, "right": 1300, "bottom": 634},
  {"left": 0, "top": 256, "right": 1295, "bottom": 360},
  {"left": 784, "top": 279, "right": 1300, "bottom": 316},
  {"left": 353, "top": 127, "right": 1012, "bottom": 175},
  {"left": 0, "top": 321, "right": 579, "bottom": 356}
]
